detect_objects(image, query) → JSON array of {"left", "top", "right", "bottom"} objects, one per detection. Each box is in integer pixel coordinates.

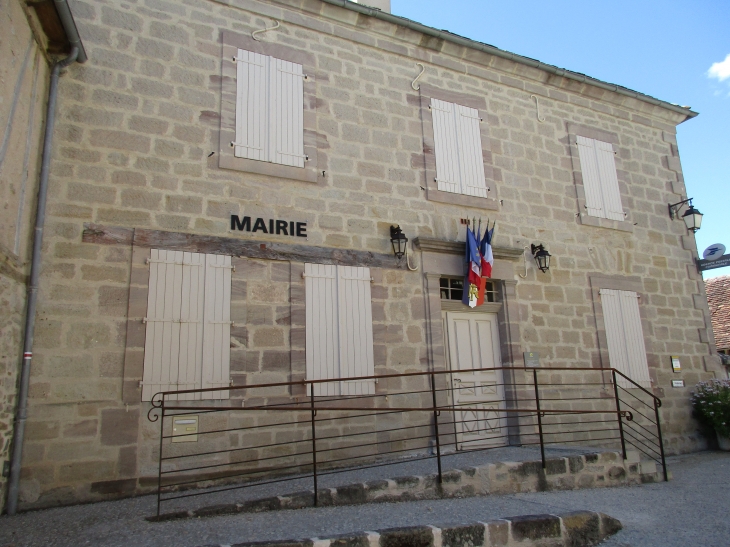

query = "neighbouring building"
[
  {"left": 1, "top": 0, "right": 83, "bottom": 511},
  {"left": 1, "top": 0, "right": 724, "bottom": 512},
  {"left": 705, "top": 275, "right": 730, "bottom": 366}
]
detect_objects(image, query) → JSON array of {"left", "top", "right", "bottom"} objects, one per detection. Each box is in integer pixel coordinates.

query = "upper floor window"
[
  {"left": 233, "top": 49, "right": 306, "bottom": 168},
  {"left": 431, "top": 98, "right": 488, "bottom": 198},
  {"left": 218, "top": 31, "right": 319, "bottom": 184},
  {"left": 575, "top": 136, "right": 624, "bottom": 222}
]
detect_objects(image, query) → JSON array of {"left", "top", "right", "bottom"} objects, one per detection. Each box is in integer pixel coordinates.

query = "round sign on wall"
[{"left": 703, "top": 243, "right": 726, "bottom": 261}]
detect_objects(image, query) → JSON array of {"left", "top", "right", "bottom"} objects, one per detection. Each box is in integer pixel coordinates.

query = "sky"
[{"left": 392, "top": 0, "right": 729, "bottom": 279}]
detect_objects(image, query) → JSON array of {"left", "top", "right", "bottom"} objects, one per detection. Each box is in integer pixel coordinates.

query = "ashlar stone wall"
[{"left": 13, "top": 0, "right": 719, "bottom": 508}]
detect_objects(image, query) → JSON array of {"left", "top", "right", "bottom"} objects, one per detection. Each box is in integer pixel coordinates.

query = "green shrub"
[{"left": 691, "top": 379, "right": 730, "bottom": 438}]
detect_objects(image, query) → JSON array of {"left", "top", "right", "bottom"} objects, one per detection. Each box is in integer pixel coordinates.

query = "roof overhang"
[{"left": 26, "top": 0, "right": 87, "bottom": 62}]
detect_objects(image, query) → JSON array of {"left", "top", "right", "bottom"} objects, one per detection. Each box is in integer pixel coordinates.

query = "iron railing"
[{"left": 146, "top": 366, "right": 666, "bottom": 516}]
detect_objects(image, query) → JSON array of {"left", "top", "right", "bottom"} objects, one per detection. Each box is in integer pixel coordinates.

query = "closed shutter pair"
[
  {"left": 431, "top": 98, "right": 488, "bottom": 198},
  {"left": 304, "top": 264, "right": 375, "bottom": 396},
  {"left": 576, "top": 136, "right": 624, "bottom": 221},
  {"left": 234, "top": 49, "right": 305, "bottom": 167},
  {"left": 141, "top": 249, "right": 232, "bottom": 401},
  {"left": 600, "top": 288, "right": 651, "bottom": 389}
]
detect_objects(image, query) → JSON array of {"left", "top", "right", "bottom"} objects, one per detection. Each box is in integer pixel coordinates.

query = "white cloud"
[{"left": 708, "top": 54, "right": 730, "bottom": 82}]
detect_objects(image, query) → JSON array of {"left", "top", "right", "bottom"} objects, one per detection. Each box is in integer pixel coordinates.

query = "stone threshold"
[
  {"left": 147, "top": 450, "right": 661, "bottom": 522},
  {"left": 192, "top": 510, "right": 622, "bottom": 547}
]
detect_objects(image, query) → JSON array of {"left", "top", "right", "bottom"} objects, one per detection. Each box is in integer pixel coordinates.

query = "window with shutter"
[
  {"left": 234, "top": 48, "right": 305, "bottom": 168},
  {"left": 430, "top": 98, "right": 487, "bottom": 198},
  {"left": 600, "top": 288, "right": 651, "bottom": 389},
  {"left": 142, "top": 249, "right": 232, "bottom": 402},
  {"left": 576, "top": 136, "right": 624, "bottom": 221},
  {"left": 304, "top": 263, "right": 375, "bottom": 396}
]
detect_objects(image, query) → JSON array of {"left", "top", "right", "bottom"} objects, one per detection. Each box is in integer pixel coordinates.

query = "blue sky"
[{"left": 392, "top": 0, "right": 729, "bottom": 279}]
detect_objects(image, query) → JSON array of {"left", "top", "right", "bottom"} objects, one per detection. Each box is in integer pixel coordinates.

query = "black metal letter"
[
  {"left": 230, "top": 215, "right": 251, "bottom": 231},
  {"left": 252, "top": 218, "right": 268, "bottom": 233}
]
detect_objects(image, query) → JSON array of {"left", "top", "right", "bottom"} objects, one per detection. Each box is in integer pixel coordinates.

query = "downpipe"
[{"left": 6, "top": 47, "right": 79, "bottom": 516}]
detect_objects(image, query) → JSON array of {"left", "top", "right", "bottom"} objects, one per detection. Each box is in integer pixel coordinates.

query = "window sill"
[
  {"left": 578, "top": 212, "right": 635, "bottom": 233},
  {"left": 426, "top": 186, "right": 499, "bottom": 210},
  {"left": 219, "top": 154, "right": 320, "bottom": 184}
]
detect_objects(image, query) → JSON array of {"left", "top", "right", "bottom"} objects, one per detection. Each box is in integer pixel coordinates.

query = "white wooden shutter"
[
  {"left": 177, "top": 252, "right": 205, "bottom": 401},
  {"left": 455, "top": 104, "right": 488, "bottom": 198},
  {"left": 431, "top": 98, "right": 461, "bottom": 194},
  {"left": 577, "top": 136, "right": 624, "bottom": 221},
  {"left": 271, "top": 57, "right": 305, "bottom": 168},
  {"left": 595, "top": 140, "right": 624, "bottom": 221},
  {"left": 305, "top": 264, "right": 375, "bottom": 396},
  {"left": 600, "top": 289, "right": 651, "bottom": 389},
  {"left": 235, "top": 49, "right": 304, "bottom": 168},
  {"left": 577, "top": 136, "right": 604, "bottom": 218},
  {"left": 305, "top": 263, "right": 340, "bottom": 396},
  {"left": 142, "top": 250, "right": 230, "bottom": 402},
  {"left": 202, "top": 254, "right": 232, "bottom": 400},
  {"left": 234, "top": 49, "right": 268, "bottom": 162},
  {"left": 337, "top": 266, "right": 375, "bottom": 396}
]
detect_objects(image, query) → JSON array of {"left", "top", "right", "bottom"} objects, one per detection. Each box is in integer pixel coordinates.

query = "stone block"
[
  {"left": 440, "top": 523, "right": 484, "bottom": 547},
  {"left": 90, "top": 478, "right": 137, "bottom": 495},
  {"left": 379, "top": 526, "right": 433, "bottom": 547},
  {"left": 486, "top": 520, "right": 509, "bottom": 546},
  {"left": 63, "top": 419, "right": 98, "bottom": 438},
  {"left": 67, "top": 322, "right": 111, "bottom": 349},
  {"left": 509, "top": 514, "right": 561, "bottom": 542},
  {"left": 101, "top": 6, "right": 142, "bottom": 31},
  {"left": 25, "top": 421, "right": 60, "bottom": 441},
  {"left": 89, "top": 130, "right": 151, "bottom": 153},
  {"left": 100, "top": 408, "right": 140, "bottom": 446}
]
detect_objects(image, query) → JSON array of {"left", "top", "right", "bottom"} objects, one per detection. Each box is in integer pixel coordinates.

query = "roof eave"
[{"left": 319, "top": 0, "right": 698, "bottom": 121}]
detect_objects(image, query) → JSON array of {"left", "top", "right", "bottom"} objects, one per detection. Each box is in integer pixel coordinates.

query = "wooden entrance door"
[{"left": 445, "top": 312, "right": 507, "bottom": 449}]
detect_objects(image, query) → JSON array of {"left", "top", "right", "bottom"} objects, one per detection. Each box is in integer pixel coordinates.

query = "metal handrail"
[
  {"left": 148, "top": 365, "right": 668, "bottom": 516},
  {"left": 150, "top": 365, "right": 640, "bottom": 401}
]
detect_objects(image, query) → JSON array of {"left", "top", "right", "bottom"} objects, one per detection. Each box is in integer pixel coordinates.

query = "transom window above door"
[{"left": 440, "top": 277, "right": 496, "bottom": 302}]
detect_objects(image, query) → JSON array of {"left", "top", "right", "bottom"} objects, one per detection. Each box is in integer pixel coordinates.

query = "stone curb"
[
  {"left": 148, "top": 450, "right": 660, "bottom": 522},
  {"left": 193, "top": 510, "right": 622, "bottom": 547}
]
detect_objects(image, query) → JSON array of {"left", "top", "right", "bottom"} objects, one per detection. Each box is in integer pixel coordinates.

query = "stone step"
[
  {"left": 192, "top": 510, "right": 623, "bottom": 547},
  {"left": 148, "top": 450, "right": 663, "bottom": 522}
]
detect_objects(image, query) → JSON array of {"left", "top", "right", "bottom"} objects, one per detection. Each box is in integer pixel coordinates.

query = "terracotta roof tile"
[{"left": 705, "top": 275, "right": 730, "bottom": 351}]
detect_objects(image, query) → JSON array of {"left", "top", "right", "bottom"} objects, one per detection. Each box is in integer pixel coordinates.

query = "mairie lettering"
[{"left": 230, "top": 215, "right": 307, "bottom": 238}]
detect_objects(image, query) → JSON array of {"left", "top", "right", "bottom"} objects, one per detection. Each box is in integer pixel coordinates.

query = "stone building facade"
[{"left": 3, "top": 0, "right": 723, "bottom": 511}]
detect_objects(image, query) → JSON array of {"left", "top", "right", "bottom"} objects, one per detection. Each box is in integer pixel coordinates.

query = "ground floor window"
[
  {"left": 141, "top": 249, "right": 232, "bottom": 401},
  {"left": 304, "top": 263, "right": 375, "bottom": 396},
  {"left": 600, "top": 288, "right": 651, "bottom": 389}
]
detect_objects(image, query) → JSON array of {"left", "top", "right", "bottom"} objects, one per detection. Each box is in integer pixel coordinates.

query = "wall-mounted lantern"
[
  {"left": 531, "top": 243, "right": 551, "bottom": 273},
  {"left": 668, "top": 198, "right": 703, "bottom": 233},
  {"left": 390, "top": 225, "right": 408, "bottom": 259}
]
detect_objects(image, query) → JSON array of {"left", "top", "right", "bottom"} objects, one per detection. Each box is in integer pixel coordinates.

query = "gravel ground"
[{"left": 1, "top": 450, "right": 727, "bottom": 547}]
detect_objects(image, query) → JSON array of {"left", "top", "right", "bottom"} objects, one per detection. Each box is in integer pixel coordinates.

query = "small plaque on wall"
[
  {"left": 671, "top": 380, "right": 685, "bottom": 388},
  {"left": 671, "top": 356, "right": 681, "bottom": 372},
  {"left": 524, "top": 352, "right": 540, "bottom": 367}
]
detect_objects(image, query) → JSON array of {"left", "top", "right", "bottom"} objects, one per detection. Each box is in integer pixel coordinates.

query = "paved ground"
[{"left": 1, "top": 450, "right": 728, "bottom": 547}]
